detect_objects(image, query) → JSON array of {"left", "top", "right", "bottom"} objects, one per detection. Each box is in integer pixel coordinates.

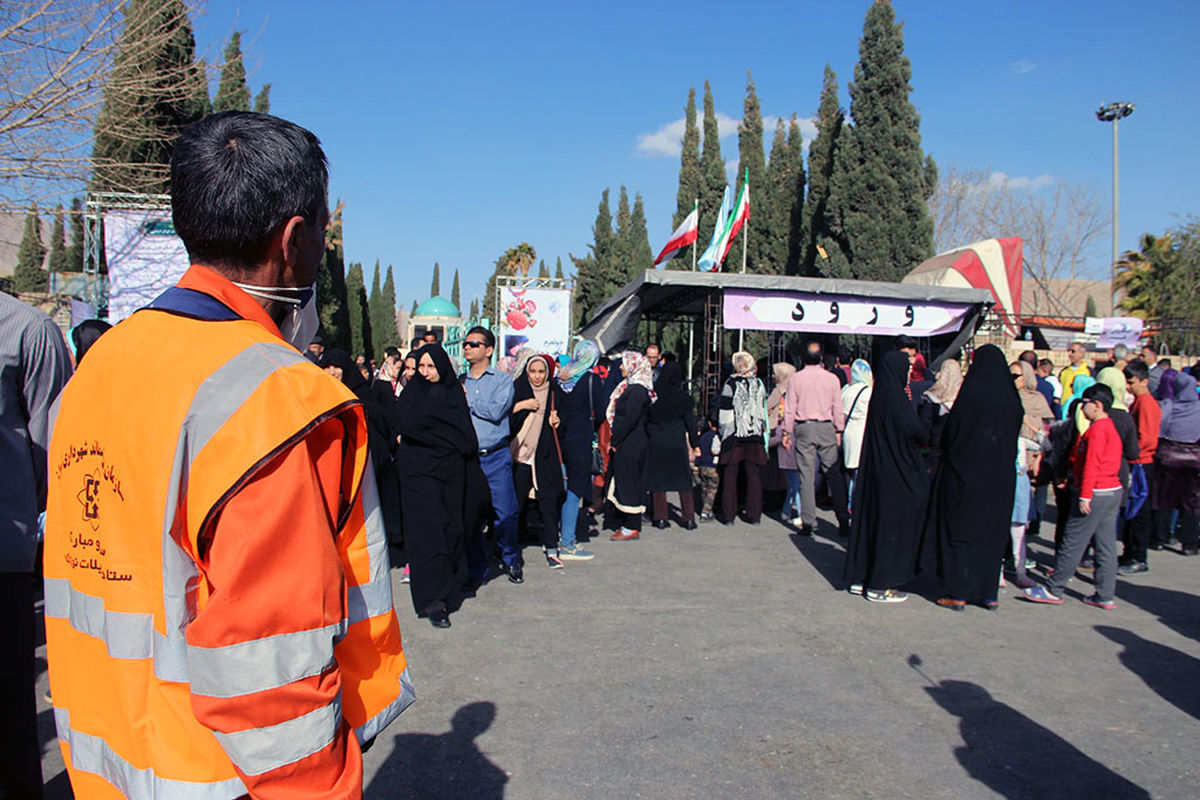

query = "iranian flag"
[
  {"left": 718, "top": 175, "right": 750, "bottom": 265},
  {"left": 652, "top": 207, "right": 699, "bottom": 266}
]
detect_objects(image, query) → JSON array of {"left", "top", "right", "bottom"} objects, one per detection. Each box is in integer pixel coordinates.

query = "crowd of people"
[{"left": 308, "top": 319, "right": 1200, "bottom": 626}]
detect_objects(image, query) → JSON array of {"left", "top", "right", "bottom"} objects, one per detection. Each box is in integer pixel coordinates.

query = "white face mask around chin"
[{"left": 232, "top": 281, "right": 319, "bottom": 351}]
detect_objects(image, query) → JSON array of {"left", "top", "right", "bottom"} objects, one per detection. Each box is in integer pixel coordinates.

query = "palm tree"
[{"left": 1114, "top": 233, "right": 1173, "bottom": 320}]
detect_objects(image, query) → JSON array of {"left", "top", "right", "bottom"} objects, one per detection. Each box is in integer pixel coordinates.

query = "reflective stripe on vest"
[{"left": 54, "top": 707, "right": 248, "bottom": 799}]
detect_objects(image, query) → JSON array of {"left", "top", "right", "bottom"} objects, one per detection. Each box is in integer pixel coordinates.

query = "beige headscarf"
[
  {"left": 1016, "top": 360, "right": 1053, "bottom": 441},
  {"left": 766, "top": 362, "right": 797, "bottom": 422},
  {"left": 924, "top": 359, "right": 963, "bottom": 408}
]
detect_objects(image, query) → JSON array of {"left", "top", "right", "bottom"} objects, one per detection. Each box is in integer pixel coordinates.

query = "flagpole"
[
  {"left": 688, "top": 198, "right": 697, "bottom": 393},
  {"left": 691, "top": 198, "right": 698, "bottom": 272},
  {"left": 738, "top": 180, "right": 748, "bottom": 351}
]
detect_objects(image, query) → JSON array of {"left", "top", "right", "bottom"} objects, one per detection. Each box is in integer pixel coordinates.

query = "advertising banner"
[
  {"left": 497, "top": 286, "right": 571, "bottom": 357},
  {"left": 1085, "top": 316, "right": 1144, "bottom": 349},
  {"left": 723, "top": 289, "right": 975, "bottom": 337},
  {"left": 105, "top": 210, "right": 189, "bottom": 322}
]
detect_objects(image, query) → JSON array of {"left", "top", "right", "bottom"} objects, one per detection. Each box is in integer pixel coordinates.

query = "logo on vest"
[{"left": 77, "top": 472, "right": 102, "bottom": 530}]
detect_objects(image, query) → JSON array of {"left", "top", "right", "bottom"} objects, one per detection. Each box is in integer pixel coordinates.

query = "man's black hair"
[
  {"left": 895, "top": 335, "right": 918, "bottom": 351},
  {"left": 1083, "top": 383, "right": 1113, "bottom": 411},
  {"left": 1018, "top": 350, "right": 1038, "bottom": 366},
  {"left": 1038, "top": 358, "right": 1054, "bottom": 371},
  {"left": 836, "top": 346, "right": 852, "bottom": 364},
  {"left": 1158, "top": 358, "right": 1172, "bottom": 369},
  {"left": 803, "top": 341, "right": 823, "bottom": 366},
  {"left": 1124, "top": 360, "right": 1149, "bottom": 382},
  {"left": 384, "top": 346, "right": 401, "bottom": 360},
  {"left": 466, "top": 326, "right": 494, "bottom": 349},
  {"left": 171, "top": 112, "right": 329, "bottom": 271}
]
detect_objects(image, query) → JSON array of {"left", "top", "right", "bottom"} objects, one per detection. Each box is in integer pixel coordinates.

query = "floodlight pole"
[{"left": 1096, "top": 101, "right": 1134, "bottom": 313}]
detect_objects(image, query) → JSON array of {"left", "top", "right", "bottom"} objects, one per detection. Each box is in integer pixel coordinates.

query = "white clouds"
[
  {"left": 637, "top": 113, "right": 818, "bottom": 158},
  {"left": 988, "top": 171, "right": 1053, "bottom": 190},
  {"left": 1011, "top": 60, "right": 1036, "bottom": 75},
  {"left": 635, "top": 112, "right": 740, "bottom": 158}
]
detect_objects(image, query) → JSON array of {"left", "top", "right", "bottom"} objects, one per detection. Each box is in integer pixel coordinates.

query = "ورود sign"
[
  {"left": 1084, "top": 316, "right": 1144, "bottom": 349},
  {"left": 723, "top": 290, "right": 975, "bottom": 337}
]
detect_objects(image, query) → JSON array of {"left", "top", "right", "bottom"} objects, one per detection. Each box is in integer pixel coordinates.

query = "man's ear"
[{"left": 279, "top": 215, "right": 307, "bottom": 269}]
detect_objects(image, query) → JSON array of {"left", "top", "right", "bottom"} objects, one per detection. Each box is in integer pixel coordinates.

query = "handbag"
[
  {"left": 588, "top": 375, "right": 604, "bottom": 475},
  {"left": 1155, "top": 438, "right": 1200, "bottom": 471}
]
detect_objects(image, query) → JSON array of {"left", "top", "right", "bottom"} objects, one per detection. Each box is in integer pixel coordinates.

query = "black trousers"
[
  {"left": 514, "top": 463, "right": 562, "bottom": 550},
  {"left": 0, "top": 572, "right": 42, "bottom": 798},
  {"left": 1121, "top": 463, "right": 1155, "bottom": 563}
]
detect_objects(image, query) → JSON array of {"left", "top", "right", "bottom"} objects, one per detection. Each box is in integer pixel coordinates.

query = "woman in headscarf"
[
  {"left": 717, "top": 351, "right": 768, "bottom": 525},
  {"left": 1153, "top": 370, "right": 1200, "bottom": 555},
  {"left": 840, "top": 359, "right": 873, "bottom": 511},
  {"left": 1048, "top": 373, "right": 1096, "bottom": 551},
  {"left": 647, "top": 361, "right": 700, "bottom": 530},
  {"left": 843, "top": 351, "right": 929, "bottom": 603},
  {"left": 511, "top": 354, "right": 568, "bottom": 567},
  {"left": 927, "top": 345, "right": 1023, "bottom": 611},
  {"left": 918, "top": 358, "right": 963, "bottom": 474},
  {"left": 1008, "top": 360, "right": 1054, "bottom": 588},
  {"left": 606, "top": 351, "right": 655, "bottom": 540},
  {"left": 392, "top": 344, "right": 479, "bottom": 628},
  {"left": 1096, "top": 366, "right": 1141, "bottom": 512},
  {"left": 767, "top": 362, "right": 800, "bottom": 523},
  {"left": 556, "top": 340, "right": 603, "bottom": 559}
]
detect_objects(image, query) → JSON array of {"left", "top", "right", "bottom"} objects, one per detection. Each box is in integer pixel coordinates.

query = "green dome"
[{"left": 413, "top": 296, "right": 459, "bottom": 318}]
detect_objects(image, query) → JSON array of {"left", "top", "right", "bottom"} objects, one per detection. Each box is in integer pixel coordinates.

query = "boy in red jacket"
[
  {"left": 1119, "top": 360, "right": 1161, "bottom": 573},
  {"left": 1024, "top": 384, "right": 1123, "bottom": 609}
]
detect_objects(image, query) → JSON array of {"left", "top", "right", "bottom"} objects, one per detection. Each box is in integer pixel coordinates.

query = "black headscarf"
[
  {"left": 323, "top": 348, "right": 366, "bottom": 391},
  {"left": 71, "top": 319, "right": 111, "bottom": 365},
  {"left": 844, "top": 350, "right": 930, "bottom": 590},
  {"left": 649, "top": 361, "right": 691, "bottom": 424},
  {"left": 927, "top": 344, "right": 1023, "bottom": 602},
  {"left": 392, "top": 344, "right": 477, "bottom": 457}
]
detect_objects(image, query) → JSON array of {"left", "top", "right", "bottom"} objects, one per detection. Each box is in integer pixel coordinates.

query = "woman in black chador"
[
  {"left": 392, "top": 344, "right": 478, "bottom": 628},
  {"left": 927, "top": 344, "right": 1023, "bottom": 611},
  {"left": 606, "top": 351, "right": 655, "bottom": 540},
  {"left": 647, "top": 361, "right": 699, "bottom": 529},
  {"left": 843, "top": 350, "right": 930, "bottom": 604}
]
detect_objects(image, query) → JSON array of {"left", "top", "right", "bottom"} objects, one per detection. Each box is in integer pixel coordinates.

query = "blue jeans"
[
  {"left": 781, "top": 469, "right": 801, "bottom": 519},
  {"left": 561, "top": 489, "right": 581, "bottom": 548},
  {"left": 479, "top": 448, "right": 521, "bottom": 567}
]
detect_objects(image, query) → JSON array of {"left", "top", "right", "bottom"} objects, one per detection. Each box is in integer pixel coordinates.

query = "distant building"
[{"left": 406, "top": 295, "right": 462, "bottom": 349}]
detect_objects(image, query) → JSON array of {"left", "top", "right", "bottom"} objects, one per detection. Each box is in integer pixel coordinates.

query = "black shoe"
[
  {"left": 653, "top": 519, "right": 669, "bottom": 530},
  {"left": 507, "top": 563, "right": 524, "bottom": 584},
  {"left": 1117, "top": 561, "right": 1149, "bottom": 576},
  {"left": 429, "top": 610, "right": 451, "bottom": 629},
  {"left": 799, "top": 525, "right": 816, "bottom": 537},
  {"left": 682, "top": 520, "right": 698, "bottom": 531},
  {"left": 1149, "top": 542, "right": 1165, "bottom": 551}
]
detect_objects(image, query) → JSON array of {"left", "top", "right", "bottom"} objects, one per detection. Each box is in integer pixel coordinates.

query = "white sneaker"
[
  {"left": 864, "top": 588, "right": 908, "bottom": 603},
  {"left": 848, "top": 583, "right": 863, "bottom": 595},
  {"left": 790, "top": 516, "right": 804, "bottom": 526}
]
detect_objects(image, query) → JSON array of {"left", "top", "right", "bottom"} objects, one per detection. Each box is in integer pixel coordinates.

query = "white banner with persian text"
[
  {"left": 723, "top": 289, "right": 975, "bottom": 337},
  {"left": 497, "top": 287, "right": 571, "bottom": 357},
  {"left": 105, "top": 210, "right": 190, "bottom": 322},
  {"left": 1084, "top": 316, "right": 1144, "bottom": 349}
]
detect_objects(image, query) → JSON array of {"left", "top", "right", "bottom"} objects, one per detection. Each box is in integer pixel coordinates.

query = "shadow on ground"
[
  {"left": 365, "top": 701, "right": 507, "bottom": 799},
  {"left": 1114, "top": 581, "right": 1200, "bottom": 643},
  {"left": 919, "top": 666, "right": 1149, "bottom": 799},
  {"left": 1094, "top": 625, "right": 1200, "bottom": 721}
]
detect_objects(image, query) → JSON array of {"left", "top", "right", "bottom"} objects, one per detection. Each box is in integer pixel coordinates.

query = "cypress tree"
[
  {"left": 381, "top": 265, "right": 398, "bottom": 348},
  {"left": 410, "top": 298, "right": 419, "bottom": 316},
  {"left": 554, "top": 256, "right": 564, "bottom": 280},
  {"left": 191, "top": 58, "right": 212, "bottom": 117},
  {"left": 68, "top": 198, "right": 85, "bottom": 272},
  {"left": 537, "top": 259, "right": 550, "bottom": 278},
  {"left": 469, "top": 298, "right": 479, "bottom": 320},
  {"left": 803, "top": 65, "right": 844, "bottom": 276},
  {"left": 345, "top": 262, "right": 371, "bottom": 358},
  {"left": 612, "top": 187, "right": 633, "bottom": 285},
  {"left": 430, "top": 262, "right": 440, "bottom": 297},
  {"left": 317, "top": 200, "right": 351, "bottom": 350},
  {"left": 214, "top": 31, "right": 251, "bottom": 112},
  {"left": 573, "top": 190, "right": 616, "bottom": 326},
  {"left": 629, "top": 192, "right": 654, "bottom": 280},
  {"left": 763, "top": 119, "right": 790, "bottom": 275},
  {"left": 672, "top": 87, "right": 701, "bottom": 270},
  {"left": 368, "top": 260, "right": 385, "bottom": 358},
  {"left": 47, "top": 205, "right": 70, "bottom": 275},
  {"left": 253, "top": 83, "right": 272, "bottom": 114},
  {"left": 571, "top": 253, "right": 599, "bottom": 327},
  {"left": 823, "top": 1, "right": 934, "bottom": 281},
  {"left": 13, "top": 208, "right": 48, "bottom": 293},
  {"left": 91, "top": 0, "right": 208, "bottom": 193},
  {"left": 736, "top": 71, "right": 768, "bottom": 273},
  {"left": 699, "top": 81, "right": 726, "bottom": 249},
  {"left": 782, "top": 116, "right": 807, "bottom": 275},
  {"left": 450, "top": 269, "right": 461, "bottom": 309}
]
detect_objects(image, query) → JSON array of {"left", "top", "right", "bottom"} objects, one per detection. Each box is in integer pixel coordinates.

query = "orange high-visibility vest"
[{"left": 44, "top": 295, "right": 413, "bottom": 797}]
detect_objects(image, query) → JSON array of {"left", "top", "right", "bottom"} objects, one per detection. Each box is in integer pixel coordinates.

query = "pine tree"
[
  {"left": 317, "top": 200, "right": 351, "bottom": 350},
  {"left": 13, "top": 208, "right": 48, "bottom": 293},
  {"left": 803, "top": 65, "right": 844, "bottom": 276},
  {"left": 737, "top": 71, "right": 768, "bottom": 273},
  {"left": 253, "top": 84, "right": 272, "bottom": 113},
  {"left": 672, "top": 87, "right": 701, "bottom": 270},
  {"left": 431, "top": 262, "right": 440, "bottom": 297},
  {"left": 821, "top": 1, "right": 934, "bottom": 281},
  {"left": 537, "top": 259, "right": 550, "bottom": 278},
  {"left": 214, "top": 32, "right": 251, "bottom": 112},
  {"left": 345, "top": 262, "right": 372, "bottom": 358},
  {"left": 554, "top": 256, "right": 564, "bottom": 280},
  {"left": 380, "top": 265, "right": 398, "bottom": 349},
  {"left": 47, "top": 205, "right": 69, "bottom": 275},
  {"left": 699, "top": 80, "right": 726, "bottom": 250},
  {"left": 68, "top": 198, "right": 85, "bottom": 272},
  {"left": 91, "top": 0, "right": 208, "bottom": 193},
  {"left": 612, "top": 187, "right": 633, "bottom": 284},
  {"left": 629, "top": 192, "right": 654, "bottom": 280},
  {"left": 450, "top": 268, "right": 461, "bottom": 309}
]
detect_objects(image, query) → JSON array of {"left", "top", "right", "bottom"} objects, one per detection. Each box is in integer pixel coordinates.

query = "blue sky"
[{"left": 198, "top": 0, "right": 1200, "bottom": 313}]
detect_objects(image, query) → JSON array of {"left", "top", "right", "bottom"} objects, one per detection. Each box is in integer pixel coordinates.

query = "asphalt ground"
[{"left": 38, "top": 504, "right": 1200, "bottom": 799}]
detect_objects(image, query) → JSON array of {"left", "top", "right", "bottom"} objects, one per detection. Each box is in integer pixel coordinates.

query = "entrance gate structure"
[{"left": 578, "top": 270, "right": 995, "bottom": 414}]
